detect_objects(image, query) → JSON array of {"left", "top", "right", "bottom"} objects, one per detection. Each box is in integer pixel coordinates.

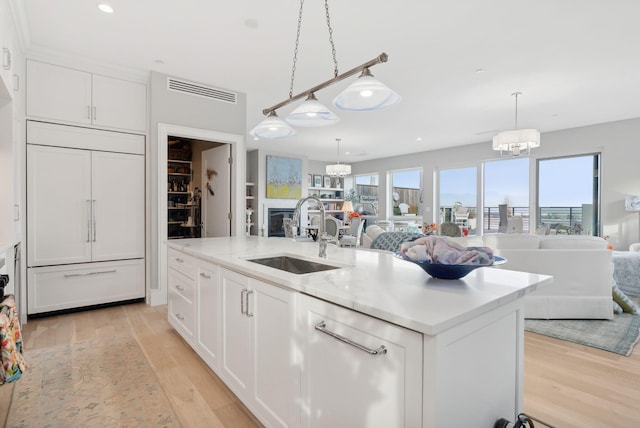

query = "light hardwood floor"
[{"left": 2, "top": 302, "right": 640, "bottom": 427}]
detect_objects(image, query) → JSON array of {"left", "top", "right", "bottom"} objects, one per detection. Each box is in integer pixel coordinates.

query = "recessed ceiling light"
[
  {"left": 474, "top": 68, "right": 486, "bottom": 74},
  {"left": 244, "top": 19, "right": 259, "bottom": 29},
  {"left": 345, "top": 151, "right": 351, "bottom": 155},
  {"left": 416, "top": 137, "right": 423, "bottom": 141},
  {"left": 98, "top": 3, "right": 114, "bottom": 13},
  {"left": 154, "top": 59, "right": 165, "bottom": 65}
]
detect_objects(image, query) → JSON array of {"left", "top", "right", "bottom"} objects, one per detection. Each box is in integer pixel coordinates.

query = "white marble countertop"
[{"left": 167, "top": 236, "right": 552, "bottom": 335}]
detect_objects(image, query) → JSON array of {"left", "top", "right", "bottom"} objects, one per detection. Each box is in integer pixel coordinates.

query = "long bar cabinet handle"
[
  {"left": 200, "top": 272, "right": 211, "bottom": 279},
  {"left": 86, "top": 200, "right": 92, "bottom": 242},
  {"left": 92, "top": 200, "right": 97, "bottom": 242},
  {"left": 64, "top": 269, "right": 117, "bottom": 278},
  {"left": 240, "top": 289, "right": 247, "bottom": 315},
  {"left": 245, "top": 290, "right": 254, "bottom": 317},
  {"left": 314, "top": 321, "right": 387, "bottom": 355}
]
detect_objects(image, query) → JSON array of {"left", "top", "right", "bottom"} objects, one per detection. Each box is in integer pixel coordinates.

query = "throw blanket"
[
  {"left": 400, "top": 235, "right": 494, "bottom": 265},
  {"left": 0, "top": 295, "right": 27, "bottom": 384}
]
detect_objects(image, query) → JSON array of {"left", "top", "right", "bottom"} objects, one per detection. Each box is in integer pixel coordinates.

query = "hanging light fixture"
[
  {"left": 251, "top": 0, "right": 400, "bottom": 139},
  {"left": 326, "top": 138, "right": 351, "bottom": 177},
  {"left": 249, "top": 111, "right": 295, "bottom": 139},
  {"left": 286, "top": 93, "right": 340, "bottom": 127},
  {"left": 333, "top": 67, "right": 401, "bottom": 111},
  {"left": 493, "top": 92, "right": 540, "bottom": 157}
]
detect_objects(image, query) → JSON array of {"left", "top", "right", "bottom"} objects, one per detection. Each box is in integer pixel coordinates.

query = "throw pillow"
[
  {"left": 612, "top": 283, "right": 640, "bottom": 314},
  {"left": 613, "top": 300, "right": 624, "bottom": 314}
]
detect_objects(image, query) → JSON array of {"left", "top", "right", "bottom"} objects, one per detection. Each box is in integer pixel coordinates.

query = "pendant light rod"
[{"left": 262, "top": 52, "right": 389, "bottom": 115}]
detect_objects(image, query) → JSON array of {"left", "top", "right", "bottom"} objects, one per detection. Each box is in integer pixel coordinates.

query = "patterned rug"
[
  {"left": 6, "top": 335, "right": 180, "bottom": 427},
  {"left": 525, "top": 304, "right": 640, "bottom": 356}
]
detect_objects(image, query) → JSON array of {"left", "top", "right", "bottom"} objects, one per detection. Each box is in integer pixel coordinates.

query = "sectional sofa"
[{"left": 363, "top": 226, "right": 614, "bottom": 319}]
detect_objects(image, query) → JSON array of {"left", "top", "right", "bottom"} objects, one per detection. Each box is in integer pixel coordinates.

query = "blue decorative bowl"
[{"left": 394, "top": 253, "right": 507, "bottom": 279}]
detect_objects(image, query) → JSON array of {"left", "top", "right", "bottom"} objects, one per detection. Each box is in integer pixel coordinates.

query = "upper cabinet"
[
  {"left": 26, "top": 60, "right": 148, "bottom": 133},
  {"left": 1, "top": 0, "right": 18, "bottom": 94}
]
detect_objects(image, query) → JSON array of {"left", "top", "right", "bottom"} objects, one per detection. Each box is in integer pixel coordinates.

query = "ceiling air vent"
[{"left": 167, "top": 77, "right": 237, "bottom": 104}]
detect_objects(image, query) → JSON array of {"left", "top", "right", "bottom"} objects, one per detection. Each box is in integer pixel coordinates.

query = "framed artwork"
[
  {"left": 313, "top": 175, "right": 322, "bottom": 187},
  {"left": 307, "top": 174, "right": 312, "bottom": 186},
  {"left": 323, "top": 175, "right": 331, "bottom": 188},
  {"left": 266, "top": 155, "right": 302, "bottom": 199}
]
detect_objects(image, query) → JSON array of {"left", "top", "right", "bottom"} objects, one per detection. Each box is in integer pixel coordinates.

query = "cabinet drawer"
[
  {"left": 168, "top": 248, "right": 196, "bottom": 279},
  {"left": 168, "top": 268, "right": 195, "bottom": 303},
  {"left": 27, "top": 259, "right": 145, "bottom": 314},
  {"left": 168, "top": 290, "right": 195, "bottom": 343}
]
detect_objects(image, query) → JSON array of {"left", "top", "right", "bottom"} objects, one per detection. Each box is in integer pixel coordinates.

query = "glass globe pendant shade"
[
  {"left": 285, "top": 93, "right": 340, "bottom": 127},
  {"left": 249, "top": 111, "right": 296, "bottom": 139},
  {"left": 333, "top": 68, "right": 401, "bottom": 111}
]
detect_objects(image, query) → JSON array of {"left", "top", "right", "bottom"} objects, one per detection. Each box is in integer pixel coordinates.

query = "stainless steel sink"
[{"left": 247, "top": 255, "right": 340, "bottom": 274}]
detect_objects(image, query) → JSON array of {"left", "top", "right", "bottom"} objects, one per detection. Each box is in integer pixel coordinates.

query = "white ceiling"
[{"left": 17, "top": 0, "right": 640, "bottom": 162}]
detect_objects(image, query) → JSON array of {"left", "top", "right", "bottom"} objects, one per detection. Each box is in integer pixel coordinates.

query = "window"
[
  {"left": 390, "top": 168, "right": 422, "bottom": 216},
  {"left": 537, "top": 154, "right": 600, "bottom": 235},
  {"left": 484, "top": 158, "right": 530, "bottom": 233},
  {"left": 438, "top": 167, "right": 477, "bottom": 233},
  {"left": 348, "top": 174, "right": 379, "bottom": 216}
]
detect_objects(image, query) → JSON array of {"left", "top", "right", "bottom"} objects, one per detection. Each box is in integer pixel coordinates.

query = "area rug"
[
  {"left": 5, "top": 335, "right": 180, "bottom": 427},
  {"left": 525, "top": 307, "right": 640, "bottom": 356}
]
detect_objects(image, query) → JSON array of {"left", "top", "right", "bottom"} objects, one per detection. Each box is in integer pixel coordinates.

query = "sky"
[
  {"left": 354, "top": 155, "right": 596, "bottom": 208},
  {"left": 440, "top": 155, "right": 595, "bottom": 208}
]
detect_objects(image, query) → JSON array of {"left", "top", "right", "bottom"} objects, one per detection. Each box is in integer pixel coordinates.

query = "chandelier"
[
  {"left": 325, "top": 138, "right": 351, "bottom": 177},
  {"left": 250, "top": 0, "right": 400, "bottom": 139},
  {"left": 493, "top": 92, "right": 540, "bottom": 156}
]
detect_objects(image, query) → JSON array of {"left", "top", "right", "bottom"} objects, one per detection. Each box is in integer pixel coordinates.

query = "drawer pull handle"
[
  {"left": 175, "top": 258, "right": 184, "bottom": 263},
  {"left": 200, "top": 272, "right": 212, "bottom": 279},
  {"left": 175, "top": 313, "right": 185, "bottom": 321},
  {"left": 176, "top": 285, "right": 185, "bottom": 291},
  {"left": 64, "top": 269, "right": 117, "bottom": 278},
  {"left": 314, "top": 321, "right": 387, "bottom": 356}
]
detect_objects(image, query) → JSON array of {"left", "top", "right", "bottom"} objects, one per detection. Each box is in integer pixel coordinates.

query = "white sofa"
[
  {"left": 362, "top": 228, "right": 615, "bottom": 320},
  {"left": 455, "top": 234, "right": 614, "bottom": 319}
]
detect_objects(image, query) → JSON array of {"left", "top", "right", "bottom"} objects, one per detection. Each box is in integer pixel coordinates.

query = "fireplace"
[{"left": 268, "top": 208, "right": 296, "bottom": 237}]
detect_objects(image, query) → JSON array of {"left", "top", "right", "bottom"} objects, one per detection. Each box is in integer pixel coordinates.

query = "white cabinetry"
[
  {"left": 195, "top": 259, "right": 220, "bottom": 369},
  {"left": 26, "top": 59, "right": 147, "bottom": 133},
  {"left": 26, "top": 122, "right": 145, "bottom": 314},
  {"left": 1, "top": 0, "right": 18, "bottom": 93},
  {"left": 27, "top": 145, "right": 144, "bottom": 266},
  {"left": 167, "top": 249, "right": 196, "bottom": 345},
  {"left": 298, "top": 294, "right": 423, "bottom": 428},
  {"left": 219, "top": 268, "right": 299, "bottom": 428}
]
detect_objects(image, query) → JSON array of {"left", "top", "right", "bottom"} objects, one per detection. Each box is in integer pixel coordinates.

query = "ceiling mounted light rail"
[
  {"left": 493, "top": 92, "right": 540, "bottom": 157},
  {"left": 250, "top": 0, "right": 400, "bottom": 139},
  {"left": 326, "top": 138, "right": 351, "bottom": 177}
]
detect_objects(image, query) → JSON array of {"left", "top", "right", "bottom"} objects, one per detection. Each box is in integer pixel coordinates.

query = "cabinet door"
[
  {"left": 92, "top": 74, "right": 147, "bottom": 133},
  {"left": 196, "top": 261, "right": 220, "bottom": 369},
  {"left": 299, "top": 295, "right": 423, "bottom": 428},
  {"left": 91, "top": 151, "right": 145, "bottom": 261},
  {"left": 27, "top": 145, "right": 92, "bottom": 266},
  {"left": 220, "top": 268, "right": 252, "bottom": 398},
  {"left": 250, "top": 279, "right": 299, "bottom": 428},
  {"left": 26, "top": 60, "right": 92, "bottom": 125}
]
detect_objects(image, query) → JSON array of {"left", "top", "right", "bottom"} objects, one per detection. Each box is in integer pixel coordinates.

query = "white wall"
[
  {"left": 149, "top": 72, "right": 246, "bottom": 295},
  {"left": 349, "top": 118, "right": 640, "bottom": 250}
]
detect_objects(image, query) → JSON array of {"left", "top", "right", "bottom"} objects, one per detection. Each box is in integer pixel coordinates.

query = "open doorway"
[
  {"left": 154, "top": 124, "right": 244, "bottom": 307},
  {"left": 166, "top": 136, "right": 231, "bottom": 239}
]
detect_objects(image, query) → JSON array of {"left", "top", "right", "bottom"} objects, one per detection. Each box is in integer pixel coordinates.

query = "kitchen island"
[{"left": 166, "top": 236, "right": 551, "bottom": 428}]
